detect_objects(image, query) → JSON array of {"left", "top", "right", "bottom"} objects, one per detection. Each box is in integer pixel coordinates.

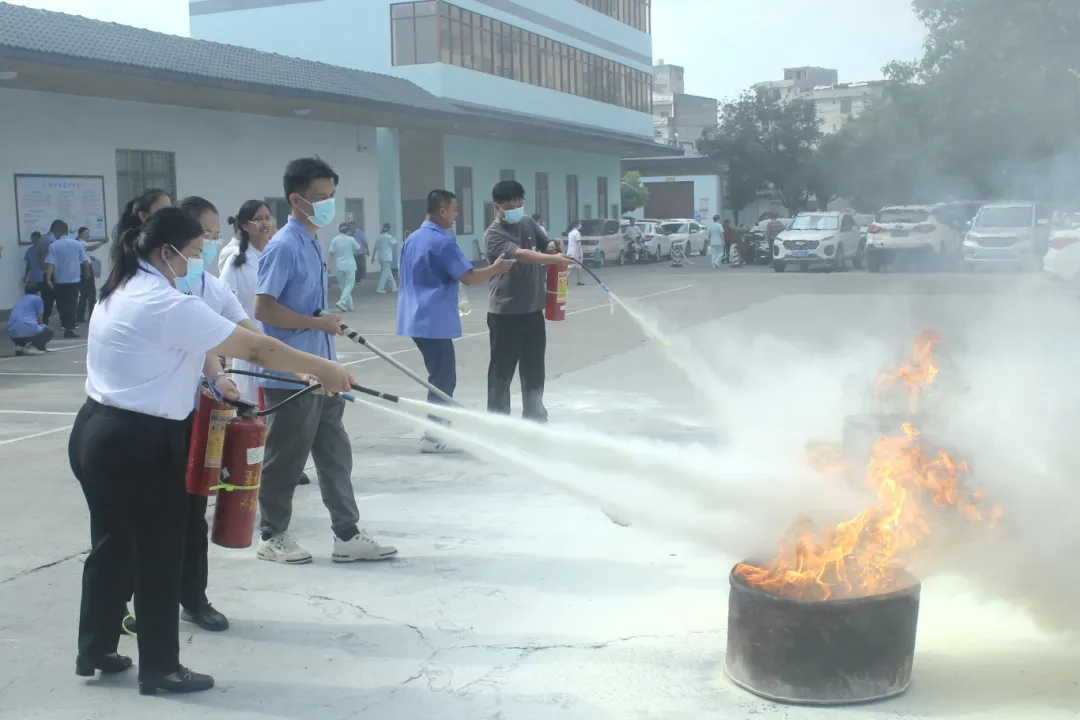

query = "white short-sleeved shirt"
[
  {"left": 86, "top": 262, "right": 238, "bottom": 420},
  {"left": 192, "top": 272, "right": 248, "bottom": 324}
]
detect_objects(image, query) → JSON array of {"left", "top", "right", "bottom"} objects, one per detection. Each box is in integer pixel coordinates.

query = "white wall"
[{"left": 0, "top": 88, "right": 379, "bottom": 310}]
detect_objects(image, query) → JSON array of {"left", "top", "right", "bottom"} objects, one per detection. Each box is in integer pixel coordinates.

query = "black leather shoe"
[
  {"left": 138, "top": 666, "right": 215, "bottom": 695},
  {"left": 298, "top": 472, "right": 311, "bottom": 485},
  {"left": 181, "top": 603, "right": 229, "bottom": 632},
  {"left": 75, "top": 652, "right": 133, "bottom": 677}
]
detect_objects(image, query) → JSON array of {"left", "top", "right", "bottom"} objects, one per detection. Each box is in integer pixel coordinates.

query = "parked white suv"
[
  {"left": 772, "top": 211, "right": 859, "bottom": 273},
  {"left": 963, "top": 202, "right": 1050, "bottom": 270},
  {"left": 864, "top": 205, "right": 961, "bottom": 272}
]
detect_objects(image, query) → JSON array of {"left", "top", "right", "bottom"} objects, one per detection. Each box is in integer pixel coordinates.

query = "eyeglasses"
[{"left": 204, "top": 231, "right": 221, "bottom": 241}]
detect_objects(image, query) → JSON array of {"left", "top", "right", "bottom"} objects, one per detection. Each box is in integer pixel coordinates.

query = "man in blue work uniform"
[
  {"left": 253, "top": 156, "right": 397, "bottom": 565},
  {"left": 43, "top": 220, "right": 90, "bottom": 338},
  {"left": 396, "top": 190, "right": 514, "bottom": 453}
]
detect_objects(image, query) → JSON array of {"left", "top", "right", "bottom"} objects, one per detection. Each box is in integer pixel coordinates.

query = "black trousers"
[
  {"left": 12, "top": 327, "right": 53, "bottom": 351},
  {"left": 41, "top": 283, "right": 56, "bottom": 325},
  {"left": 54, "top": 282, "right": 79, "bottom": 331},
  {"left": 414, "top": 337, "right": 456, "bottom": 436},
  {"left": 122, "top": 418, "right": 209, "bottom": 612},
  {"left": 486, "top": 311, "right": 548, "bottom": 422},
  {"left": 69, "top": 399, "right": 189, "bottom": 679},
  {"left": 77, "top": 276, "right": 96, "bottom": 323}
]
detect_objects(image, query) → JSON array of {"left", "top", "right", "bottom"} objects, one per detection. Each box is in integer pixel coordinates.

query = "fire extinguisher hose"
[
  {"left": 226, "top": 369, "right": 406, "bottom": 409},
  {"left": 313, "top": 309, "right": 460, "bottom": 407}
]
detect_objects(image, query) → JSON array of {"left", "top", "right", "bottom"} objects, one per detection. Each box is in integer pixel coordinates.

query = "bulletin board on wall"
[{"left": 14, "top": 174, "right": 108, "bottom": 245}]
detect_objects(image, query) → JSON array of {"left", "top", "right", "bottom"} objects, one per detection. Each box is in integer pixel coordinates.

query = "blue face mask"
[
  {"left": 302, "top": 197, "right": 336, "bottom": 228},
  {"left": 502, "top": 207, "right": 525, "bottom": 225},
  {"left": 175, "top": 257, "right": 205, "bottom": 295},
  {"left": 201, "top": 241, "right": 219, "bottom": 268}
]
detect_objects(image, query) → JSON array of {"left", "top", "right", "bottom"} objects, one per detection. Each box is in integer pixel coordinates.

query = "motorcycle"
[
  {"left": 744, "top": 230, "right": 774, "bottom": 266},
  {"left": 618, "top": 235, "right": 649, "bottom": 265}
]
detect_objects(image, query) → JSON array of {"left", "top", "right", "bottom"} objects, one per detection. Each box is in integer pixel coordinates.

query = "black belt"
[{"left": 84, "top": 398, "right": 192, "bottom": 428}]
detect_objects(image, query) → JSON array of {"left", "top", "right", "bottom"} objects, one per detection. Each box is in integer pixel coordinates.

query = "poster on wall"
[{"left": 14, "top": 174, "right": 108, "bottom": 245}]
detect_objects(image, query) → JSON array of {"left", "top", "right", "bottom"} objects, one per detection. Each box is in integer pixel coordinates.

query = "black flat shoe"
[
  {"left": 298, "top": 472, "right": 311, "bottom": 485},
  {"left": 138, "top": 666, "right": 215, "bottom": 695},
  {"left": 181, "top": 603, "right": 229, "bottom": 632},
  {"left": 75, "top": 652, "right": 133, "bottom": 677}
]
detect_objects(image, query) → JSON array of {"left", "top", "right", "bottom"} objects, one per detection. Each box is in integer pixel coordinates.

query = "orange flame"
[
  {"left": 874, "top": 331, "right": 940, "bottom": 413},
  {"left": 737, "top": 335, "right": 1000, "bottom": 601}
]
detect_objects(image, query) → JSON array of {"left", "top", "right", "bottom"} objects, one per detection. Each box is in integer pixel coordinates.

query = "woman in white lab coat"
[{"left": 218, "top": 200, "right": 274, "bottom": 403}]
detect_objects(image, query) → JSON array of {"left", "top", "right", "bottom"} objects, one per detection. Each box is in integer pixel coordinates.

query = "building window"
[
  {"left": 573, "top": 0, "right": 650, "bottom": 33},
  {"left": 115, "top": 149, "right": 176, "bottom": 218},
  {"left": 392, "top": 1, "right": 652, "bottom": 113},
  {"left": 500, "top": 169, "right": 515, "bottom": 181},
  {"left": 454, "top": 165, "right": 473, "bottom": 235},
  {"left": 840, "top": 98, "right": 853, "bottom": 114},
  {"left": 597, "top": 177, "right": 608, "bottom": 219},
  {"left": 583, "top": 203, "right": 593, "bottom": 220},
  {"left": 566, "top": 174, "right": 579, "bottom": 226},
  {"left": 391, "top": 1, "right": 437, "bottom": 66},
  {"left": 611, "top": 203, "right": 620, "bottom": 219},
  {"left": 535, "top": 172, "right": 549, "bottom": 231}
]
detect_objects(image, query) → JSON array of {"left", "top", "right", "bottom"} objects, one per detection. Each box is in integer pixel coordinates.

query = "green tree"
[
  {"left": 703, "top": 88, "right": 823, "bottom": 215},
  {"left": 620, "top": 171, "right": 649, "bottom": 215}
]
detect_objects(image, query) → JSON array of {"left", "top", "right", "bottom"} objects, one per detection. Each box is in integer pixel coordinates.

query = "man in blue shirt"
[
  {"left": 6, "top": 283, "right": 53, "bottom": 355},
  {"left": 397, "top": 190, "right": 515, "bottom": 453},
  {"left": 37, "top": 221, "right": 63, "bottom": 325},
  {"left": 253, "top": 156, "right": 395, "bottom": 566},
  {"left": 347, "top": 220, "right": 368, "bottom": 283},
  {"left": 23, "top": 231, "right": 44, "bottom": 286},
  {"left": 43, "top": 220, "right": 89, "bottom": 338}
]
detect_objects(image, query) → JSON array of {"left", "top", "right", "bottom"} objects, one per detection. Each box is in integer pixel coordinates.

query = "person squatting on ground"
[
  {"left": 7, "top": 282, "right": 53, "bottom": 355},
  {"left": 329, "top": 222, "right": 363, "bottom": 312},
  {"left": 484, "top": 180, "right": 574, "bottom": 422},
  {"left": 43, "top": 220, "right": 91, "bottom": 338},
  {"left": 375, "top": 223, "right": 399, "bottom": 293},
  {"left": 69, "top": 206, "right": 354, "bottom": 695},
  {"left": 220, "top": 199, "right": 276, "bottom": 404},
  {"left": 253, "top": 156, "right": 397, "bottom": 565},
  {"left": 397, "top": 190, "right": 515, "bottom": 453}
]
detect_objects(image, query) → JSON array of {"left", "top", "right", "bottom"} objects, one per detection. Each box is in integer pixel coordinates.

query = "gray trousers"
[{"left": 258, "top": 390, "right": 359, "bottom": 539}]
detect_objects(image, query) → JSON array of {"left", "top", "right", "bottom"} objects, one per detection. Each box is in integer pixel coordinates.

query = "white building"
[
  {"left": 753, "top": 67, "right": 886, "bottom": 135},
  {"left": 0, "top": 1, "right": 662, "bottom": 311},
  {"left": 190, "top": 0, "right": 659, "bottom": 244},
  {"left": 651, "top": 60, "right": 717, "bottom": 155}
]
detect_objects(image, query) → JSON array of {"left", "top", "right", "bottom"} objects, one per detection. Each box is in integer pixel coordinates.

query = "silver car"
[{"left": 963, "top": 202, "right": 1050, "bottom": 270}]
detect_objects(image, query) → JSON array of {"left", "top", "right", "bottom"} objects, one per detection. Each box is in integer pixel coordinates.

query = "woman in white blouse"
[{"left": 219, "top": 201, "right": 274, "bottom": 403}]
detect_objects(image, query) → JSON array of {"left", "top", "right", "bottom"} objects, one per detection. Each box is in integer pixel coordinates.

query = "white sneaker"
[
  {"left": 376, "top": 290, "right": 387, "bottom": 294},
  {"left": 335, "top": 301, "right": 349, "bottom": 313},
  {"left": 256, "top": 533, "right": 313, "bottom": 564},
  {"left": 332, "top": 530, "right": 397, "bottom": 562}
]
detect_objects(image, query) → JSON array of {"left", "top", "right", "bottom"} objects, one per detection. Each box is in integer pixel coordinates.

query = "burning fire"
[
  {"left": 874, "top": 331, "right": 940, "bottom": 413},
  {"left": 736, "top": 335, "right": 1001, "bottom": 601}
]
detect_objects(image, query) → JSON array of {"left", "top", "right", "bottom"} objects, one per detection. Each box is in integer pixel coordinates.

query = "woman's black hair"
[
  {"left": 114, "top": 188, "right": 169, "bottom": 240},
  {"left": 99, "top": 207, "right": 204, "bottom": 301},
  {"left": 228, "top": 199, "right": 270, "bottom": 269},
  {"left": 178, "top": 195, "right": 218, "bottom": 219}
]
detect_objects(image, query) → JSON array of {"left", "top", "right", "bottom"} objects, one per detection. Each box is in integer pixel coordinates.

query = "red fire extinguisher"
[
  {"left": 211, "top": 411, "right": 267, "bottom": 549},
  {"left": 185, "top": 389, "right": 236, "bottom": 496},
  {"left": 544, "top": 263, "right": 569, "bottom": 322}
]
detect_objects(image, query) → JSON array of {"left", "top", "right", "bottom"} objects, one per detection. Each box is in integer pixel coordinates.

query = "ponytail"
[
  {"left": 100, "top": 227, "right": 142, "bottom": 301},
  {"left": 230, "top": 200, "right": 269, "bottom": 269},
  {"left": 114, "top": 188, "right": 169, "bottom": 241}
]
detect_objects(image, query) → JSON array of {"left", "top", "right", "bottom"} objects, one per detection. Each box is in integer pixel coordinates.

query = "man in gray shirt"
[{"left": 485, "top": 180, "right": 573, "bottom": 421}]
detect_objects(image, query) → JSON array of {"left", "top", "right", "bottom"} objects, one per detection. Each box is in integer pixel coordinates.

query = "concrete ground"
[{"left": 1, "top": 261, "right": 1078, "bottom": 719}]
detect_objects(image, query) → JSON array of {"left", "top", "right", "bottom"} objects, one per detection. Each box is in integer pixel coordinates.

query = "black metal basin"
[{"left": 725, "top": 564, "right": 921, "bottom": 705}]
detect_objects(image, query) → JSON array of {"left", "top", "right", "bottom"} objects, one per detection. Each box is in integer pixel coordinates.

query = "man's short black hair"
[
  {"left": 427, "top": 189, "right": 457, "bottom": 214},
  {"left": 492, "top": 180, "right": 525, "bottom": 204},
  {"left": 283, "top": 156, "right": 339, "bottom": 198},
  {"left": 713, "top": 215, "right": 720, "bottom": 222},
  {"left": 77, "top": 226, "right": 90, "bottom": 235},
  {"left": 25, "top": 282, "right": 40, "bottom": 295},
  {"left": 30, "top": 231, "right": 41, "bottom": 240},
  {"left": 49, "top": 219, "right": 68, "bottom": 235}
]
